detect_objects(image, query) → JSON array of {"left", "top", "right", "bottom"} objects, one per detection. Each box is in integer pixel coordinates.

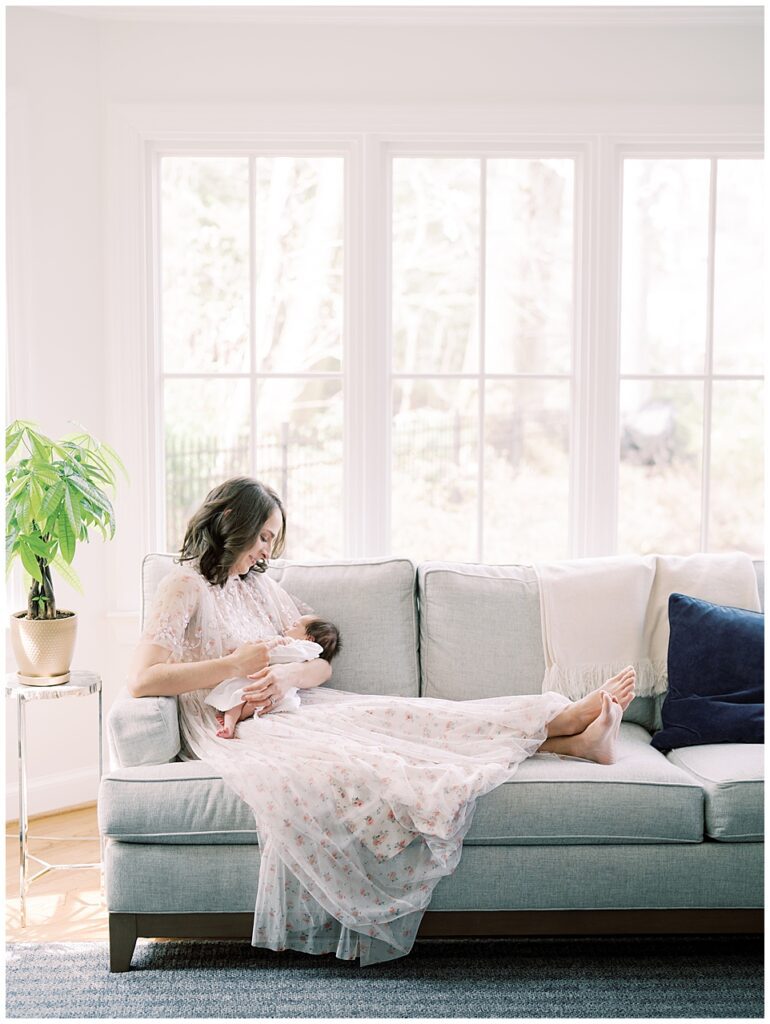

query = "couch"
[{"left": 99, "top": 554, "right": 765, "bottom": 972}]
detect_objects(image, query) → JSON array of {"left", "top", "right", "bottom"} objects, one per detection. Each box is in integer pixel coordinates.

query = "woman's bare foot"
[
  {"left": 572, "top": 691, "right": 623, "bottom": 764},
  {"left": 549, "top": 667, "right": 636, "bottom": 736}
]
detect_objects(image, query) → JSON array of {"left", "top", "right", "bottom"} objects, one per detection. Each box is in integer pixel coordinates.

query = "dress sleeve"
[{"left": 140, "top": 569, "right": 201, "bottom": 660}]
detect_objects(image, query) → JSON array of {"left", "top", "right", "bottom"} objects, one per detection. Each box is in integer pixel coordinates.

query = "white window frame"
[
  {"left": 102, "top": 103, "right": 761, "bottom": 619},
  {"left": 146, "top": 133, "right": 763, "bottom": 563}
]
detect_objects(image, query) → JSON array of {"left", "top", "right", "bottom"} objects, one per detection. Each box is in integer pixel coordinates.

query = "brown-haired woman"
[
  {"left": 128, "top": 476, "right": 331, "bottom": 717},
  {"left": 127, "top": 475, "right": 635, "bottom": 968}
]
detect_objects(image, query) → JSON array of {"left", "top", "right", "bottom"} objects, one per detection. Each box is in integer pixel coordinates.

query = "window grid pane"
[
  {"left": 391, "top": 156, "right": 575, "bottom": 563},
  {"left": 618, "top": 156, "right": 763, "bottom": 557},
  {"left": 160, "top": 155, "right": 345, "bottom": 558}
]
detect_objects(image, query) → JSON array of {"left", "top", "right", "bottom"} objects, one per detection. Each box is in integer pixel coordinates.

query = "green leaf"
[
  {"left": 62, "top": 482, "right": 78, "bottom": 533},
  {"left": 57, "top": 507, "right": 76, "bottom": 564},
  {"left": 24, "top": 533, "right": 53, "bottom": 560},
  {"left": 18, "top": 540, "right": 43, "bottom": 584},
  {"left": 6, "top": 431, "right": 22, "bottom": 462},
  {"left": 38, "top": 479, "right": 65, "bottom": 521},
  {"left": 16, "top": 488, "right": 33, "bottom": 533},
  {"left": 6, "top": 474, "right": 30, "bottom": 502},
  {"left": 50, "top": 552, "right": 84, "bottom": 594},
  {"left": 68, "top": 473, "right": 114, "bottom": 522},
  {"left": 29, "top": 432, "right": 51, "bottom": 462},
  {"left": 28, "top": 460, "right": 60, "bottom": 486},
  {"left": 28, "top": 477, "right": 44, "bottom": 524}
]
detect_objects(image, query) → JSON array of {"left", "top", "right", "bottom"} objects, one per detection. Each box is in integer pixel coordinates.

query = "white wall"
[
  {"left": 6, "top": 8, "right": 104, "bottom": 820},
  {"left": 6, "top": 6, "right": 763, "bottom": 818}
]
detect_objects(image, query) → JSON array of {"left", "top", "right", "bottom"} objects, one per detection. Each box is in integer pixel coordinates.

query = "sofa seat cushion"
[
  {"left": 666, "top": 744, "right": 764, "bottom": 842},
  {"left": 99, "top": 723, "right": 704, "bottom": 847},
  {"left": 465, "top": 723, "right": 704, "bottom": 845},
  {"left": 99, "top": 761, "right": 258, "bottom": 844}
]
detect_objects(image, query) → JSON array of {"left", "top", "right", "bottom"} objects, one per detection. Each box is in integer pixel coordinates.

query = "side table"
[{"left": 5, "top": 669, "right": 103, "bottom": 928}]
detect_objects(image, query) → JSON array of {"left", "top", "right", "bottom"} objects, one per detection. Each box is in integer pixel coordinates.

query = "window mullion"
[
  {"left": 358, "top": 135, "right": 390, "bottom": 557},
  {"left": 574, "top": 138, "right": 622, "bottom": 557},
  {"left": 700, "top": 157, "right": 718, "bottom": 552},
  {"left": 249, "top": 155, "right": 257, "bottom": 478},
  {"left": 477, "top": 157, "right": 486, "bottom": 563}
]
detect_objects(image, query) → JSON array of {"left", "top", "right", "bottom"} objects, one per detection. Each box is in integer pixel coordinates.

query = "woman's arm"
[
  {"left": 128, "top": 638, "right": 287, "bottom": 699},
  {"left": 237, "top": 655, "right": 332, "bottom": 715}
]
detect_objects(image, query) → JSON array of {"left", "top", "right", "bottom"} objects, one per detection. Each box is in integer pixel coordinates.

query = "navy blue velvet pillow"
[{"left": 650, "top": 593, "right": 764, "bottom": 753}]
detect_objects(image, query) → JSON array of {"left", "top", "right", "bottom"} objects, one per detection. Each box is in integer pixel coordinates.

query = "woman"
[{"left": 128, "top": 476, "right": 636, "bottom": 966}]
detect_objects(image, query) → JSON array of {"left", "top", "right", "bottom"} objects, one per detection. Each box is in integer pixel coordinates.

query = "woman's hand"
[
  {"left": 238, "top": 662, "right": 299, "bottom": 717},
  {"left": 226, "top": 637, "right": 285, "bottom": 678}
]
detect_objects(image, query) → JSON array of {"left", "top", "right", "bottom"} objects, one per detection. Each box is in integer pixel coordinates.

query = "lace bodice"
[{"left": 141, "top": 561, "right": 315, "bottom": 664}]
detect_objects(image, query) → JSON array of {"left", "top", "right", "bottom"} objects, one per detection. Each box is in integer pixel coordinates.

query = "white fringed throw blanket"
[{"left": 534, "top": 552, "right": 761, "bottom": 700}]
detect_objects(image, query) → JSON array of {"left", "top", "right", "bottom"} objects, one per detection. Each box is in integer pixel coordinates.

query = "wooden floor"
[{"left": 6, "top": 802, "right": 108, "bottom": 942}]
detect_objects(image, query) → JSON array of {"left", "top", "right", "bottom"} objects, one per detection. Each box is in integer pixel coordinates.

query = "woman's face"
[{"left": 229, "top": 506, "right": 284, "bottom": 577}]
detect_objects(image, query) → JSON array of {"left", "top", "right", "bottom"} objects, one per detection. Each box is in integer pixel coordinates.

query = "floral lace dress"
[{"left": 141, "top": 561, "right": 572, "bottom": 966}]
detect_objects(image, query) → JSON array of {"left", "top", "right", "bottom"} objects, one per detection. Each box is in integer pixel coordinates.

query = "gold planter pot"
[{"left": 9, "top": 610, "right": 78, "bottom": 685}]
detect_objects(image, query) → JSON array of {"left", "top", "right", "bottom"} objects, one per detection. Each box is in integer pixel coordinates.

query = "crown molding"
[{"left": 46, "top": 5, "right": 765, "bottom": 29}]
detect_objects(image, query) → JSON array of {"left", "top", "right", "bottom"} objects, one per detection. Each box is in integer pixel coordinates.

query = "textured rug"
[{"left": 5, "top": 934, "right": 763, "bottom": 1018}]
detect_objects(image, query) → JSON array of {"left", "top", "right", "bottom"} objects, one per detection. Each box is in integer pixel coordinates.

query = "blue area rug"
[{"left": 5, "top": 934, "right": 763, "bottom": 1018}]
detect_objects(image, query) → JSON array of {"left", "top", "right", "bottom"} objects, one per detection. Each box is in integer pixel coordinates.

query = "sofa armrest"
[{"left": 107, "top": 686, "right": 181, "bottom": 768}]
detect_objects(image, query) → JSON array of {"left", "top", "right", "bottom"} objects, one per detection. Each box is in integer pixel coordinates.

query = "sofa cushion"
[
  {"left": 98, "top": 761, "right": 258, "bottom": 844},
  {"left": 268, "top": 557, "right": 419, "bottom": 698},
  {"left": 466, "top": 723, "right": 703, "bottom": 845},
  {"left": 142, "top": 553, "right": 420, "bottom": 700},
  {"left": 417, "top": 561, "right": 657, "bottom": 730},
  {"left": 666, "top": 744, "right": 764, "bottom": 842},
  {"left": 651, "top": 593, "right": 764, "bottom": 752},
  {"left": 98, "top": 723, "right": 703, "bottom": 846}
]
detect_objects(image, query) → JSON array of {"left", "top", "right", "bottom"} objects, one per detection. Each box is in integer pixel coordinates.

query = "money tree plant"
[{"left": 6, "top": 420, "right": 127, "bottom": 619}]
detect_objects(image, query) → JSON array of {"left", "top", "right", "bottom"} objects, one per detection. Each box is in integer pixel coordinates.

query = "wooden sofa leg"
[{"left": 109, "top": 913, "right": 138, "bottom": 972}]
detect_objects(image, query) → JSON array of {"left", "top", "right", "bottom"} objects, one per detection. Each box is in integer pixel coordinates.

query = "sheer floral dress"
[{"left": 141, "top": 561, "right": 572, "bottom": 966}]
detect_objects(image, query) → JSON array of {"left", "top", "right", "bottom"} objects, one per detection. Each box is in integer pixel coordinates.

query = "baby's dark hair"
[{"left": 305, "top": 618, "right": 342, "bottom": 663}]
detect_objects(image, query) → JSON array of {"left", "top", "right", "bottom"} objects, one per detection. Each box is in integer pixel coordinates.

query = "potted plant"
[{"left": 6, "top": 420, "right": 127, "bottom": 685}]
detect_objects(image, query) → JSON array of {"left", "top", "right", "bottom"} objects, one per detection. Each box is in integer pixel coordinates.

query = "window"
[
  {"left": 618, "top": 158, "right": 763, "bottom": 555},
  {"left": 160, "top": 155, "right": 344, "bottom": 556},
  {"left": 155, "top": 144, "right": 762, "bottom": 563}
]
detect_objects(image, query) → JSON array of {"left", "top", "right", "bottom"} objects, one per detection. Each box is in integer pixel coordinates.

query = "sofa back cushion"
[
  {"left": 267, "top": 557, "right": 419, "bottom": 697},
  {"left": 141, "top": 553, "right": 420, "bottom": 699},
  {"left": 418, "top": 562, "right": 545, "bottom": 702}
]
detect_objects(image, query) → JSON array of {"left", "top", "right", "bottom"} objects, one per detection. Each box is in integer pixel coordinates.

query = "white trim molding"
[{"left": 55, "top": 6, "right": 765, "bottom": 28}]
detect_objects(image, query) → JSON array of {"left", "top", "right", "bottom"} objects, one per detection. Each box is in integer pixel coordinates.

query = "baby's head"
[{"left": 284, "top": 614, "right": 343, "bottom": 663}]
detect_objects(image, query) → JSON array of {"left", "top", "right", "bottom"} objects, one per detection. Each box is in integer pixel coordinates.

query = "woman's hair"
[
  {"left": 304, "top": 618, "right": 343, "bottom": 663},
  {"left": 178, "top": 476, "right": 286, "bottom": 587}
]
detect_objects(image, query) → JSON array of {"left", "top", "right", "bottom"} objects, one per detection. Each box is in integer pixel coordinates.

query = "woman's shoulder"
[{"left": 156, "top": 560, "right": 209, "bottom": 597}]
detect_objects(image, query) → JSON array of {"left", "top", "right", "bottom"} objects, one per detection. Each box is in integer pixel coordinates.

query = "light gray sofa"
[{"left": 99, "top": 554, "right": 765, "bottom": 972}]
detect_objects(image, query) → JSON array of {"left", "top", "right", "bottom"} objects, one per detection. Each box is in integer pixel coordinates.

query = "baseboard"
[{"left": 5, "top": 768, "right": 99, "bottom": 823}]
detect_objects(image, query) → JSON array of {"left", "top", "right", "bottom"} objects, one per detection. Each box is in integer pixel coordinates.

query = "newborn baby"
[{"left": 207, "top": 614, "right": 342, "bottom": 738}]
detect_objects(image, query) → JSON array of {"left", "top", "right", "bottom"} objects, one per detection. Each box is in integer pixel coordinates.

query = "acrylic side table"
[{"left": 5, "top": 669, "right": 103, "bottom": 927}]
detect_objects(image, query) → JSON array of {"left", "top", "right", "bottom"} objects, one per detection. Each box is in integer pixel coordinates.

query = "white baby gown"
[
  {"left": 205, "top": 639, "right": 324, "bottom": 715},
  {"left": 141, "top": 561, "right": 572, "bottom": 966}
]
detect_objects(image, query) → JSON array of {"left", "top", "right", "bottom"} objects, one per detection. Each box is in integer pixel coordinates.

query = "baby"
[{"left": 207, "top": 614, "right": 342, "bottom": 739}]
